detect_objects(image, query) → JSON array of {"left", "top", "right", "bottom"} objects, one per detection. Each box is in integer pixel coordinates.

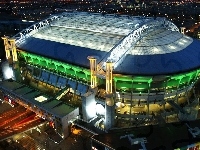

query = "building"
[
  {"left": 0, "top": 79, "right": 79, "bottom": 139},
  {"left": 1, "top": 11, "right": 200, "bottom": 137}
]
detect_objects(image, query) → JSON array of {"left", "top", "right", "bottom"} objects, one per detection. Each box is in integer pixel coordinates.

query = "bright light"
[
  {"left": 2, "top": 62, "right": 15, "bottom": 80},
  {"left": 116, "top": 102, "right": 121, "bottom": 107},
  {"left": 116, "top": 102, "right": 125, "bottom": 108},
  {"left": 153, "top": 47, "right": 160, "bottom": 53},
  {"left": 35, "top": 95, "right": 48, "bottom": 102},
  {"left": 182, "top": 39, "right": 187, "bottom": 43},
  {"left": 170, "top": 45, "right": 176, "bottom": 50},
  {"left": 86, "top": 98, "right": 96, "bottom": 119},
  {"left": 96, "top": 104, "right": 105, "bottom": 115},
  {"left": 179, "top": 41, "right": 184, "bottom": 45},
  {"left": 117, "top": 92, "right": 120, "bottom": 98}
]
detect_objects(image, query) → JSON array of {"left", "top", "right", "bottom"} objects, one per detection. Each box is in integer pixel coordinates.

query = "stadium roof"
[{"left": 14, "top": 11, "right": 200, "bottom": 75}]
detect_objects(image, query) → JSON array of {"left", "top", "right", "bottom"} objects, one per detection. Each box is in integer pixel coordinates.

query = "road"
[{"left": 0, "top": 105, "right": 44, "bottom": 141}]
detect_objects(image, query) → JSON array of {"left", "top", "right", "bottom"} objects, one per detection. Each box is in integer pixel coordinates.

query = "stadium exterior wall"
[{"left": 18, "top": 50, "right": 200, "bottom": 94}]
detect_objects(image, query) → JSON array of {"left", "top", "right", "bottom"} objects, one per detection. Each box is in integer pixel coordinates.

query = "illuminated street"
[{"left": 0, "top": 103, "right": 44, "bottom": 141}]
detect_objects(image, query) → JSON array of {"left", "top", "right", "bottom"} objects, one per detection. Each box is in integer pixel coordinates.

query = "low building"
[{"left": 0, "top": 79, "right": 79, "bottom": 138}]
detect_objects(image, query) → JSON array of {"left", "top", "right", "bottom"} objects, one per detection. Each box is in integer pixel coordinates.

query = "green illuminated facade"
[
  {"left": 18, "top": 50, "right": 91, "bottom": 82},
  {"left": 18, "top": 50, "right": 200, "bottom": 94}
]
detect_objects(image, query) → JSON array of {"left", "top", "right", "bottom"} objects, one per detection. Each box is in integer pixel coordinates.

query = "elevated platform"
[{"left": 0, "top": 80, "right": 77, "bottom": 119}]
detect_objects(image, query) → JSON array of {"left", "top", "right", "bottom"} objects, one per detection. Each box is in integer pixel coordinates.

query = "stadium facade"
[{"left": 1, "top": 11, "right": 200, "bottom": 137}]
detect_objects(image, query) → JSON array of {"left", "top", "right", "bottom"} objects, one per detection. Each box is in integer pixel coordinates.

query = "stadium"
[{"left": 1, "top": 11, "right": 200, "bottom": 136}]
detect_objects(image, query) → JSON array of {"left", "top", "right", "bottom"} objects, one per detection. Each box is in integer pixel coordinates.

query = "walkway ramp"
[
  {"left": 74, "top": 119, "right": 106, "bottom": 135},
  {"left": 167, "top": 100, "right": 186, "bottom": 114},
  {"left": 54, "top": 84, "right": 70, "bottom": 100}
]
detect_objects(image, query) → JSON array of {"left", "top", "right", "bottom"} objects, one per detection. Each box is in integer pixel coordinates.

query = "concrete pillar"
[
  {"left": 1, "top": 61, "right": 15, "bottom": 80},
  {"left": 13, "top": 61, "right": 22, "bottom": 82},
  {"left": 82, "top": 88, "right": 97, "bottom": 122},
  {"left": 105, "top": 96, "right": 115, "bottom": 130}
]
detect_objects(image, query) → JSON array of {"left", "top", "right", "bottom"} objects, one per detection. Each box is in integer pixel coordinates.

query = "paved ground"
[
  {"left": 0, "top": 102, "right": 12, "bottom": 114},
  {"left": 14, "top": 126, "right": 92, "bottom": 150},
  {"left": 0, "top": 102, "right": 92, "bottom": 150},
  {"left": 0, "top": 126, "right": 92, "bottom": 150}
]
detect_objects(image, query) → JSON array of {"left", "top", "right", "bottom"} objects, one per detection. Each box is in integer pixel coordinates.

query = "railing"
[
  {"left": 97, "top": 18, "right": 180, "bottom": 73},
  {"left": 12, "top": 15, "right": 60, "bottom": 46}
]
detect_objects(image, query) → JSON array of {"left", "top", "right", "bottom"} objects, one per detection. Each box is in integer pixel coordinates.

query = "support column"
[
  {"left": 176, "top": 78, "right": 182, "bottom": 104},
  {"left": 105, "top": 62, "right": 114, "bottom": 130},
  {"left": 1, "top": 37, "right": 16, "bottom": 80},
  {"left": 130, "top": 90, "right": 133, "bottom": 125},
  {"left": 9, "top": 39, "right": 21, "bottom": 82},
  {"left": 105, "top": 101, "right": 115, "bottom": 130},
  {"left": 147, "top": 81, "right": 151, "bottom": 119},
  {"left": 147, "top": 90, "right": 150, "bottom": 119},
  {"left": 106, "top": 62, "right": 113, "bottom": 94},
  {"left": 82, "top": 88, "right": 97, "bottom": 122},
  {"left": 9, "top": 39, "right": 18, "bottom": 62},
  {"left": 163, "top": 79, "right": 168, "bottom": 120},
  {"left": 1, "top": 37, "right": 11, "bottom": 60},
  {"left": 87, "top": 56, "right": 97, "bottom": 88}
]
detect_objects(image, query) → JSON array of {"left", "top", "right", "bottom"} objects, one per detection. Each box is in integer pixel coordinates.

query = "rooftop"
[
  {"left": 0, "top": 80, "right": 77, "bottom": 118},
  {"left": 14, "top": 12, "right": 200, "bottom": 75}
]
